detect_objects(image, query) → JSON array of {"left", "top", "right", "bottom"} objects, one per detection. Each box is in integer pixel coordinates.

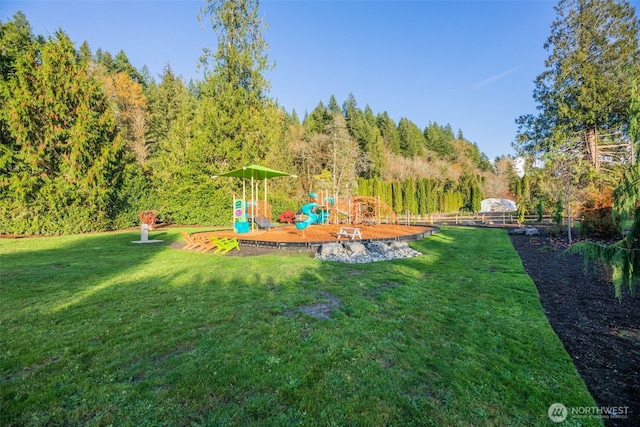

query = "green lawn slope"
[{"left": 0, "top": 227, "right": 600, "bottom": 426}]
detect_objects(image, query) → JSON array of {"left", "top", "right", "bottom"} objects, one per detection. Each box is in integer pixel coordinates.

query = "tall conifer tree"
[
  {"left": 0, "top": 30, "right": 125, "bottom": 233},
  {"left": 516, "top": 0, "right": 640, "bottom": 168}
]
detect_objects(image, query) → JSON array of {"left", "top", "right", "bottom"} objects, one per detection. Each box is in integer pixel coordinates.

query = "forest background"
[{"left": 0, "top": 0, "right": 637, "bottom": 236}]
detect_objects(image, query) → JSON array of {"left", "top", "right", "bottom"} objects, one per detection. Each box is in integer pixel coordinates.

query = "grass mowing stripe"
[{"left": 0, "top": 227, "right": 601, "bottom": 426}]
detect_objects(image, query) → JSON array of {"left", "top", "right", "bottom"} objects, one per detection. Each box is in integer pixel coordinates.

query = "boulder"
[
  {"left": 318, "top": 242, "right": 345, "bottom": 257},
  {"left": 367, "top": 242, "right": 391, "bottom": 253},
  {"left": 509, "top": 227, "right": 540, "bottom": 236},
  {"left": 525, "top": 227, "right": 540, "bottom": 236},
  {"left": 389, "top": 241, "right": 409, "bottom": 250},
  {"left": 343, "top": 241, "right": 367, "bottom": 255}
]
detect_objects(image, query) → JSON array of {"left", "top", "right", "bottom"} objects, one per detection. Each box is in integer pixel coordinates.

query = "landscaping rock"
[
  {"left": 316, "top": 241, "right": 420, "bottom": 263},
  {"left": 389, "top": 241, "right": 409, "bottom": 250},
  {"left": 367, "top": 242, "right": 391, "bottom": 253},
  {"left": 525, "top": 227, "right": 540, "bottom": 236},
  {"left": 318, "top": 243, "right": 345, "bottom": 257},
  {"left": 343, "top": 241, "right": 367, "bottom": 255},
  {"left": 509, "top": 227, "right": 540, "bottom": 236}
]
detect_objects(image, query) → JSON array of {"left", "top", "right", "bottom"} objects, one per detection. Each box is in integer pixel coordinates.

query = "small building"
[{"left": 480, "top": 198, "right": 517, "bottom": 213}]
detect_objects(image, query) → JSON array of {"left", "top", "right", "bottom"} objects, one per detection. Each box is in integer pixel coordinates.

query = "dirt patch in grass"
[
  {"left": 511, "top": 229, "right": 639, "bottom": 426},
  {"left": 284, "top": 292, "right": 341, "bottom": 320}
]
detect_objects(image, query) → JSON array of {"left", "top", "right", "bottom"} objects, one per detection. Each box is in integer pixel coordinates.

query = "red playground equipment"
[{"left": 312, "top": 193, "right": 397, "bottom": 225}]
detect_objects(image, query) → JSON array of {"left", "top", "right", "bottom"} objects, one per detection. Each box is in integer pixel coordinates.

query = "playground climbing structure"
[{"left": 328, "top": 196, "right": 397, "bottom": 225}]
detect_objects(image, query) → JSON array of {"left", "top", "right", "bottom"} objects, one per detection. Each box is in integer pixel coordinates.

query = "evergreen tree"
[
  {"left": 392, "top": 180, "right": 403, "bottom": 214},
  {"left": 402, "top": 178, "right": 417, "bottom": 214},
  {"left": 153, "top": 0, "right": 278, "bottom": 224},
  {"left": 0, "top": 11, "right": 37, "bottom": 171},
  {"left": 372, "top": 178, "right": 383, "bottom": 200},
  {"left": 416, "top": 178, "right": 427, "bottom": 215},
  {"left": 516, "top": 0, "right": 640, "bottom": 169},
  {"left": 303, "top": 101, "right": 331, "bottom": 136},
  {"left": 114, "top": 50, "right": 146, "bottom": 87},
  {"left": 197, "top": 0, "right": 276, "bottom": 164},
  {"left": 146, "top": 65, "right": 194, "bottom": 158},
  {"left": 458, "top": 172, "right": 483, "bottom": 213},
  {"left": 0, "top": 11, "right": 35, "bottom": 80},
  {"left": 443, "top": 123, "right": 455, "bottom": 140},
  {"left": 363, "top": 106, "right": 386, "bottom": 178},
  {"left": 97, "top": 50, "right": 116, "bottom": 73},
  {"left": 424, "top": 178, "right": 439, "bottom": 214},
  {"left": 383, "top": 181, "right": 393, "bottom": 208},
  {"left": 263, "top": 108, "right": 297, "bottom": 204},
  {"left": 78, "top": 41, "right": 92, "bottom": 65},
  {"left": 342, "top": 94, "right": 384, "bottom": 178},
  {"left": 377, "top": 111, "right": 401, "bottom": 154},
  {"left": 570, "top": 75, "right": 640, "bottom": 297},
  {"left": 357, "top": 177, "right": 369, "bottom": 196},
  {"left": 290, "top": 109, "right": 300, "bottom": 126},
  {"left": 199, "top": 0, "right": 272, "bottom": 97},
  {"left": 398, "top": 117, "right": 425, "bottom": 157},
  {"left": 327, "top": 94, "right": 341, "bottom": 115},
  {"left": 0, "top": 31, "right": 126, "bottom": 233},
  {"left": 424, "top": 121, "right": 454, "bottom": 160}
]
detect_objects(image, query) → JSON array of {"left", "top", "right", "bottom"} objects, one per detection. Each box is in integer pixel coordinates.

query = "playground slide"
[{"left": 294, "top": 202, "right": 318, "bottom": 229}]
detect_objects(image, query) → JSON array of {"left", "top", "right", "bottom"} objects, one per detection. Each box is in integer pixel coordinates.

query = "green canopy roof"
[
  {"left": 214, "top": 165, "right": 296, "bottom": 232},
  {"left": 216, "top": 164, "right": 293, "bottom": 180}
]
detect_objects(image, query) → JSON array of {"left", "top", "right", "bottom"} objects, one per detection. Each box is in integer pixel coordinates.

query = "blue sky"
[{"left": 2, "top": 0, "right": 578, "bottom": 160}]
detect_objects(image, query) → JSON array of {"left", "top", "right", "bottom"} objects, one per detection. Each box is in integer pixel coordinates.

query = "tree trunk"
[
  {"left": 585, "top": 127, "right": 599, "bottom": 169},
  {"left": 567, "top": 206, "right": 572, "bottom": 245}
]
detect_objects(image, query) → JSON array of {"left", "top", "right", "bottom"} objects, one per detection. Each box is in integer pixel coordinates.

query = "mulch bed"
[{"left": 510, "top": 228, "right": 639, "bottom": 426}]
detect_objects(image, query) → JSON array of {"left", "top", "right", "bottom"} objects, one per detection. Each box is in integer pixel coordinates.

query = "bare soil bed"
[{"left": 510, "top": 229, "right": 639, "bottom": 426}]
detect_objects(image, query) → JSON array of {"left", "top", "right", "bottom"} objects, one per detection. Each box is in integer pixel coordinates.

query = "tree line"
[
  {"left": 0, "top": 3, "right": 502, "bottom": 235},
  {"left": 355, "top": 174, "right": 482, "bottom": 215}
]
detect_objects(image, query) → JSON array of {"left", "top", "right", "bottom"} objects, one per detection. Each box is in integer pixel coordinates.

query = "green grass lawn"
[{"left": 0, "top": 227, "right": 601, "bottom": 426}]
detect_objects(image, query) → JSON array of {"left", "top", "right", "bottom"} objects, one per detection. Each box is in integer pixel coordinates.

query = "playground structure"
[
  {"left": 294, "top": 193, "right": 329, "bottom": 231},
  {"left": 231, "top": 190, "right": 399, "bottom": 235},
  {"left": 216, "top": 164, "right": 295, "bottom": 234},
  {"left": 233, "top": 195, "right": 274, "bottom": 233},
  {"left": 330, "top": 196, "right": 398, "bottom": 225},
  {"left": 293, "top": 191, "right": 398, "bottom": 230}
]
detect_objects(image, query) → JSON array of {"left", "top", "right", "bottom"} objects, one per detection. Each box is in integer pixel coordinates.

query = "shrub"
[
  {"left": 580, "top": 206, "right": 620, "bottom": 238},
  {"left": 579, "top": 188, "right": 620, "bottom": 238},
  {"left": 278, "top": 210, "right": 296, "bottom": 224},
  {"left": 536, "top": 199, "right": 544, "bottom": 223},
  {"left": 552, "top": 200, "right": 564, "bottom": 233}
]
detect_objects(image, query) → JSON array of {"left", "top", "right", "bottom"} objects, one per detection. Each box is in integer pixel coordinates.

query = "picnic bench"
[{"left": 336, "top": 227, "right": 362, "bottom": 240}]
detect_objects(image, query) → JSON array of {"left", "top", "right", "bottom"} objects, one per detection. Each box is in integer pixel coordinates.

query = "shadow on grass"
[{"left": 0, "top": 230, "right": 177, "bottom": 313}]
